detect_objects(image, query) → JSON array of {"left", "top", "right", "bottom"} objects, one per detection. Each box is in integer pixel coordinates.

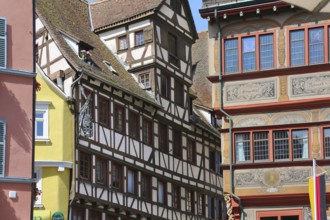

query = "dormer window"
[
  {"left": 103, "top": 61, "right": 118, "bottom": 75},
  {"left": 138, "top": 73, "right": 150, "bottom": 89}
]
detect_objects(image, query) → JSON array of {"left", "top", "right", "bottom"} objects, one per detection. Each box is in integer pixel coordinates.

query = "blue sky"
[{"left": 189, "top": 0, "right": 208, "bottom": 32}]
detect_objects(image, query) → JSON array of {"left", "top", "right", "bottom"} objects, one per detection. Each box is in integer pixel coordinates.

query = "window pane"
[
  {"left": 36, "top": 121, "right": 44, "bottom": 137},
  {"left": 141, "top": 174, "right": 151, "bottom": 199},
  {"left": 143, "top": 118, "right": 152, "bottom": 145},
  {"left": 161, "top": 74, "right": 170, "bottom": 99},
  {"left": 328, "top": 27, "right": 330, "bottom": 62},
  {"left": 260, "top": 34, "right": 274, "bottom": 69},
  {"left": 127, "top": 169, "right": 135, "bottom": 194},
  {"left": 174, "top": 80, "right": 184, "bottom": 106},
  {"left": 98, "top": 97, "right": 109, "bottom": 126},
  {"left": 235, "top": 133, "right": 250, "bottom": 162},
  {"left": 242, "top": 36, "right": 256, "bottom": 71},
  {"left": 158, "top": 123, "right": 168, "bottom": 153},
  {"left": 274, "top": 130, "right": 289, "bottom": 160},
  {"left": 135, "top": 31, "right": 144, "bottom": 46},
  {"left": 111, "top": 162, "right": 122, "bottom": 190},
  {"left": 114, "top": 104, "right": 125, "bottom": 134},
  {"left": 172, "top": 184, "right": 181, "bottom": 209},
  {"left": 79, "top": 152, "right": 90, "bottom": 180},
  {"left": 198, "top": 194, "right": 205, "bottom": 216},
  {"left": 119, "top": 36, "right": 127, "bottom": 50},
  {"left": 129, "top": 111, "right": 139, "bottom": 140},
  {"left": 36, "top": 113, "right": 43, "bottom": 119},
  {"left": 158, "top": 181, "right": 166, "bottom": 204},
  {"left": 187, "top": 138, "right": 196, "bottom": 164},
  {"left": 290, "top": 30, "right": 305, "bottom": 66},
  {"left": 96, "top": 158, "right": 107, "bottom": 185},
  {"left": 292, "top": 130, "right": 308, "bottom": 159},
  {"left": 168, "top": 33, "right": 178, "bottom": 66},
  {"left": 225, "top": 39, "right": 238, "bottom": 73},
  {"left": 253, "top": 132, "right": 269, "bottom": 161},
  {"left": 324, "top": 128, "right": 330, "bottom": 158},
  {"left": 309, "top": 28, "right": 324, "bottom": 64},
  {"left": 173, "top": 130, "right": 182, "bottom": 157}
]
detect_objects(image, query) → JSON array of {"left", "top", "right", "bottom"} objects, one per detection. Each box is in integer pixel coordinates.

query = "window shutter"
[
  {"left": 0, "top": 17, "right": 6, "bottom": 68},
  {"left": 0, "top": 120, "right": 6, "bottom": 176}
]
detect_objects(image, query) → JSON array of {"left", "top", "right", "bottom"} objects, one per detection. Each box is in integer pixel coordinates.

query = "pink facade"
[
  {"left": 0, "top": 0, "right": 35, "bottom": 219},
  {"left": 0, "top": 0, "right": 34, "bottom": 71}
]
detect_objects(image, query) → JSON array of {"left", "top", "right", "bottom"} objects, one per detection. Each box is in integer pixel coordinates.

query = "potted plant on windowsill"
[{"left": 80, "top": 50, "right": 92, "bottom": 65}]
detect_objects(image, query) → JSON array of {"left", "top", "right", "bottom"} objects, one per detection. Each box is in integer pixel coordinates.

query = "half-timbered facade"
[
  {"left": 36, "top": 0, "right": 222, "bottom": 219},
  {"left": 200, "top": 0, "right": 330, "bottom": 219}
]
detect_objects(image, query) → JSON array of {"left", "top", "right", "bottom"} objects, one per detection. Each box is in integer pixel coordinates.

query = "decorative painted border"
[
  {"left": 224, "top": 77, "right": 278, "bottom": 106},
  {"left": 289, "top": 71, "right": 330, "bottom": 99}
]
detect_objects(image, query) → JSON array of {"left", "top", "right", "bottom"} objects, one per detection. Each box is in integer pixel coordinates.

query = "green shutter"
[
  {"left": 0, "top": 17, "right": 6, "bottom": 68},
  {"left": 0, "top": 120, "right": 6, "bottom": 176}
]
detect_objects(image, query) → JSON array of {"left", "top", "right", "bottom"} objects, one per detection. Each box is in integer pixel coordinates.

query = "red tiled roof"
[{"left": 91, "top": 0, "right": 164, "bottom": 31}]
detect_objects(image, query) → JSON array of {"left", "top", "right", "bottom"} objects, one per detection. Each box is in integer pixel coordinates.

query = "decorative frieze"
[
  {"left": 234, "top": 167, "right": 315, "bottom": 192},
  {"left": 290, "top": 72, "right": 330, "bottom": 99},
  {"left": 232, "top": 110, "right": 312, "bottom": 128},
  {"left": 235, "top": 116, "right": 268, "bottom": 128},
  {"left": 224, "top": 78, "right": 278, "bottom": 105},
  {"left": 272, "top": 113, "right": 308, "bottom": 125}
]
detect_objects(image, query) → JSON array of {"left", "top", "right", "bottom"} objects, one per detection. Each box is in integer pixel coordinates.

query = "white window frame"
[
  {"left": 34, "top": 167, "right": 43, "bottom": 207},
  {"left": 35, "top": 102, "right": 50, "bottom": 141}
]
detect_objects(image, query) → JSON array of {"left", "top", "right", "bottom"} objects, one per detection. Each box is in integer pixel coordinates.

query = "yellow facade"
[{"left": 33, "top": 67, "right": 74, "bottom": 220}]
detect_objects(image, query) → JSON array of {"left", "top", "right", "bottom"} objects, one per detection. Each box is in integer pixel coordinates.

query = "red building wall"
[{"left": 0, "top": 0, "right": 35, "bottom": 219}]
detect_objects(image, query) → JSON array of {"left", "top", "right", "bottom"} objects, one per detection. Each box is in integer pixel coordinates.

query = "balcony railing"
[{"left": 202, "top": 0, "right": 253, "bottom": 8}]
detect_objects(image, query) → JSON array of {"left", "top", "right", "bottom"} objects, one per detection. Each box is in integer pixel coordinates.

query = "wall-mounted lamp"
[
  {"left": 223, "top": 14, "right": 227, "bottom": 19},
  {"left": 256, "top": 8, "right": 260, "bottom": 14},
  {"left": 240, "top": 11, "right": 243, "bottom": 16},
  {"left": 291, "top": 4, "right": 295, "bottom": 8},
  {"left": 273, "top": 6, "right": 277, "bottom": 12}
]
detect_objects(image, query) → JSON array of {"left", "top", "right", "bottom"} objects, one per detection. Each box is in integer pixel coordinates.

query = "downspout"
[{"left": 214, "top": 9, "right": 244, "bottom": 219}]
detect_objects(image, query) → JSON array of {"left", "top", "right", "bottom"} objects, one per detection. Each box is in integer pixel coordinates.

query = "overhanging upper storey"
[{"left": 200, "top": 0, "right": 289, "bottom": 19}]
